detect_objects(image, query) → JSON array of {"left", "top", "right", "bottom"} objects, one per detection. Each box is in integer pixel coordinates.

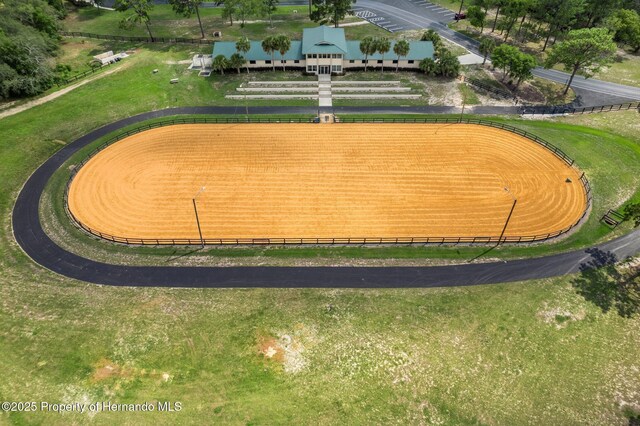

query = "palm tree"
[
  {"left": 212, "top": 54, "right": 228, "bottom": 75},
  {"left": 261, "top": 35, "right": 276, "bottom": 72},
  {"left": 479, "top": 37, "right": 496, "bottom": 66},
  {"left": 376, "top": 37, "right": 391, "bottom": 73},
  {"left": 359, "top": 36, "right": 374, "bottom": 71},
  {"left": 275, "top": 34, "right": 291, "bottom": 71},
  {"left": 419, "top": 58, "right": 437, "bottom": 76},
  {"left": 393, "top": 40, "right": 410, "bottom": 72},
  {"left": 436, "top": 51, "right": 460, "bottom": 77},
  {"left": 229, "top": 53, "right": 245, "bottom": 73},
  {"left": 421, "top": 29, "right": 443, "bottom": 50},
  {"left": 236, "top": 36, "right": 251, "bottom": 73}
]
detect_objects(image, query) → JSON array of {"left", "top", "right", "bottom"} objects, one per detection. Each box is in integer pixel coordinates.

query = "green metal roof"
[
  {"left": 345, "top": 41, "right": 434, "bottom": 61},
  {"left": 301, "top": 26, "right": 348, "bottom": 54},
  {"left": 211, "top": 28, "right": 434, "bottom": 62},
  {"left": 213, "top": 41, "right": 304, "bottom": 61}
]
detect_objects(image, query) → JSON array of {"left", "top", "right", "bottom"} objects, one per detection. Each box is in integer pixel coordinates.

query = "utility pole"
[{"left": 193, "top": 186, "right": 206, "bottom": 247}]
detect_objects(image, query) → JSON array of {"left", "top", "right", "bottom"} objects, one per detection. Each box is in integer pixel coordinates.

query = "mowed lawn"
[
  {"left": 42, "top": 39, "right": 317, "bottom": 107},
  {"left": 62, "top": 4, "right": 392, "bottom": 42},
  {"left": 1, "top": 38, "right": 640, "bottom": 425}
]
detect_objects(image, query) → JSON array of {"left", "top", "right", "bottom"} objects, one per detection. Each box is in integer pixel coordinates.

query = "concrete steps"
[
  {"left": 332, "top": 86, "right": 413, "bottom": 92},
  {"left": 331, "top": 80, "right": 401, "bottom": 85},
  {"left": 318, "top": 74, "right": 332, "bottom": 107},
  {"left": 333, "top": 94, "right": 422, "bottom": 99},
  {"left": 226, "top": 94, "right": 318, "bottom": 99},
  {"left": 247, "top": 80, "right": 318, "bottom": 85},
  {"left": 226, "top": 76, "right": 422, "bottom": 106},
  {"left": 237, "top": 87, "right": 318, "bottom": 92}
]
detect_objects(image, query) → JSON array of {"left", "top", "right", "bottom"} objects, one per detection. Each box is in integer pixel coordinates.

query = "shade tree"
[
  {"left": 544, "top": 27, "right": 617, "bottom": 94},
  {"left": 115, "top": 0, "right": 155, "bottom": 41},
  {"left": 168, "top": 0, "right": 205, "bottom": 38}
]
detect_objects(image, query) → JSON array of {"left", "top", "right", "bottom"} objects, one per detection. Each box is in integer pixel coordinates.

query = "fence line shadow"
[{"left": 165, "top": 247, "right": 204, "bottom": 263}]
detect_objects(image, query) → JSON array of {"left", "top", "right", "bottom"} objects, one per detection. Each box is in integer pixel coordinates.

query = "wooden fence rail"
[{"left": 63, "top": 117, "right": 593, "bottom": 246}]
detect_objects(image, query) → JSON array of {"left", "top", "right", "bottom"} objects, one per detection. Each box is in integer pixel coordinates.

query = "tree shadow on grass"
[{"left": 572, "top": 248, "right": 640, "bottom": 318}]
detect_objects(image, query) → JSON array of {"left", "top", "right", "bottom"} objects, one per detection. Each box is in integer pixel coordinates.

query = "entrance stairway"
[
  {"left": 318, "top": 74, "right": 332, "bottom": 107},
  {"left": 225, "top": 76, "right": 422, "bottom": 109}
]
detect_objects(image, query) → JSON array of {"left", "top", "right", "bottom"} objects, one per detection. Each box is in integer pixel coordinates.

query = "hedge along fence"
[
  {"left": 59, "top": 31, "right": 213, "bottom": 45},
  {"left": 64, "top": 117, "right": 592, "bottom": 246}
]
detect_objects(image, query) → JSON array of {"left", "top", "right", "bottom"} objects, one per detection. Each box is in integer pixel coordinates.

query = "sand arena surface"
[{"left": 67, "top": 123, "right": 587, "bottom": 241}]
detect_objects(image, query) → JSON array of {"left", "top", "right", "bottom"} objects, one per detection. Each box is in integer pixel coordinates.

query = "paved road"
[
  {"left": 90, "top": 0, "right": 640, "bottom": 100},
  {"left": 359, "top": 0, "right": 640, "bottom": 102},
  {"left": 353, "top": 0, "right": 455, "bottom": 32},
  {"left": 12, "top": 106, "right": 640, "bottom": 288}
]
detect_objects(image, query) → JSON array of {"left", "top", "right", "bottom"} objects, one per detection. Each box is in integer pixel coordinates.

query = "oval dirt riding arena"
[{"left": 67, "top": 123, "right": 588, "bottom": 243}]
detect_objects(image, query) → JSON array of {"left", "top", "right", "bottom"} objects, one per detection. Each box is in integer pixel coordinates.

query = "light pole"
[
  {"left": 193, "top": 186, "right": 206, "bottom": 247},
  {"left": 497, "top": 187, "right": 517, "bottom": 245}
]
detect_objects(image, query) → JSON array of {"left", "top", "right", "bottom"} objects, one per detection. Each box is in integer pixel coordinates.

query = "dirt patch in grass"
[
  {"left": 257, "top": 325, "right": 317, "bottom": 374},
  {"left": 536, "top": 305, "right": 586, "bottom": 329},
  {"left": 258, "top": 336, "right": 285, "bottom": 364},
  {"left": 91, "top": 358, "right": 131, "bottom": 382}
]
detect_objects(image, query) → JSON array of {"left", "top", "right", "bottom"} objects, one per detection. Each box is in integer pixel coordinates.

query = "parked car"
[{"left": 454, "top": 12, "right": 467, "bottom": 20}]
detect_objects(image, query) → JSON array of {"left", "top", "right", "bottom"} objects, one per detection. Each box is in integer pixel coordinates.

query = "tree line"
[
  {"left": 114, "top": 0, "right": 357, "bottom": 41},
  {"left": 477, "top": 26, "right": 618, "bottom": 95},
  {"left": 0, "top": 0, "right": 67, "bottom": 100},
  {"left": 465, "top": 0, "right": 640, "bottom": 53},
  {"left": 115, "top": 0, "right": 214, "bottom": 40},
  {"left": 461, "top": 0, "right": 638, "bottom": 94}
]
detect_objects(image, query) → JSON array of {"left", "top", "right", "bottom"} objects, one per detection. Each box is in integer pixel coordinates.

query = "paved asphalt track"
[{"left": 12, "top": 106, "right": 640, "bottom": 288}]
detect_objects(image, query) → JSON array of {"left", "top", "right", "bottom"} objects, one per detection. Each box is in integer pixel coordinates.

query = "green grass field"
[
  {"left": 593, "top": 51, "right": 640, "bottom": 88},
  {"left": 1, "top": 9, "right": 640, "bottom": 424},
  {"left": 47, "top": 38, "right": 317, "bottom": 107},
  {"left": 63, "top": 4, "right": 392, "bottom": 42}
]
